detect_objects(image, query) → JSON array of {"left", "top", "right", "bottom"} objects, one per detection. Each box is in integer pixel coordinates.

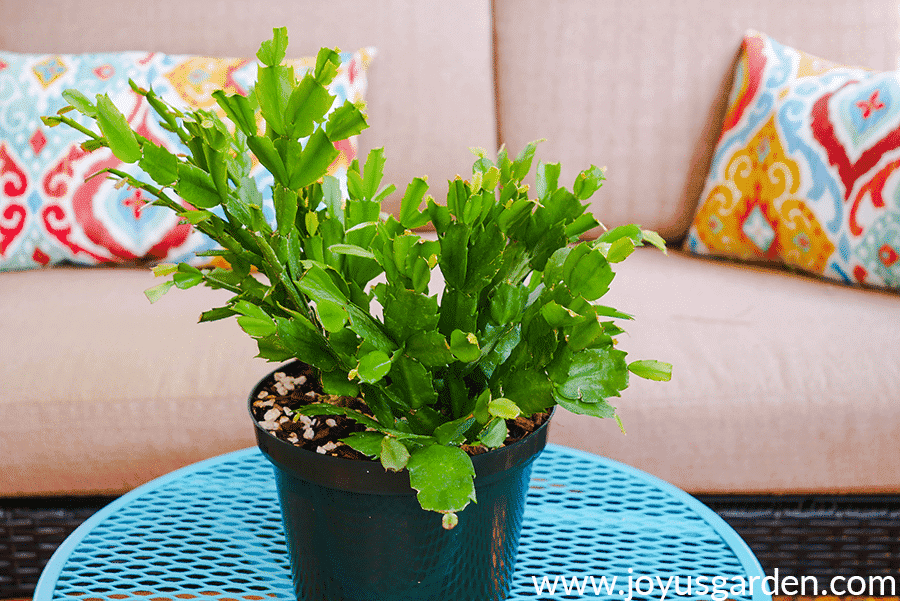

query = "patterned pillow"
[
  {"left": 685, "top": 31, "right": 900, "bottom": 290},
  {"left": 0, "top": 48, "right": 374, "bottom": 271}
]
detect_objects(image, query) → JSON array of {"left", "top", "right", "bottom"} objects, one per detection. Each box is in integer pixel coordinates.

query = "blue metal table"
[{"left": 35, "top": 444, "right": 770, "bottom": 601}]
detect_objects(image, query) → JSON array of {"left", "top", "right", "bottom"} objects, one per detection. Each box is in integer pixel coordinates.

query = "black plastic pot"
[{"left": 250, "top": 362, "right": 551, "bottom": 601}]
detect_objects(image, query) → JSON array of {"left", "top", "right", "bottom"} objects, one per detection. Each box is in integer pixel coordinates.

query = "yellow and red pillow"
[{"left": 686, "top": 31, "right": 900, "bottom": 290}]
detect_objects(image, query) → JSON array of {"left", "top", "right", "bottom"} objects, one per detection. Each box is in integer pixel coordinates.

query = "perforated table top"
[{"left": 35, "top": 444, "right": 770, "bottom": 601}]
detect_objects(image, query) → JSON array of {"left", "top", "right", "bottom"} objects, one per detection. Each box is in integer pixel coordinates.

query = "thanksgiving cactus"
[{"left": 45, "top": 27, "right": 671, "bottom": 525}]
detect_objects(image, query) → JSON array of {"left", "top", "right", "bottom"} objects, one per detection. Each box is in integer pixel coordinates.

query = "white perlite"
[
  {"left": 272, "top": 372, "right": 308, "bottom": 397},
  {"left": 316, "top": 441, "right": 339, "bottom": 454}
]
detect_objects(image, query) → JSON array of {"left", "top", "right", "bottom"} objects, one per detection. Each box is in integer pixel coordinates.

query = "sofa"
[{"left": 2, "top": 0, "right": 899, "bottom": 520}]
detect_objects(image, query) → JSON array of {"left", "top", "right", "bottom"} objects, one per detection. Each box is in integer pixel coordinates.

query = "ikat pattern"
[
  {"left": 686, "top": 31, "right": 900, "bottom": 290},
  {"left": 0, "top": 48, "right": 373, "bottom": 271}
]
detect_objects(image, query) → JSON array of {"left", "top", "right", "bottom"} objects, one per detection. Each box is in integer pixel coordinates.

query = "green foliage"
[{"left": 51, "top": 27, "right": 671, "bottom": 519}]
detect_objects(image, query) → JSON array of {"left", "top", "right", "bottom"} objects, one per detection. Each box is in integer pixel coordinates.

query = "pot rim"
[{"left": 249, "top": 360, "right": 553, "bottom": 495}]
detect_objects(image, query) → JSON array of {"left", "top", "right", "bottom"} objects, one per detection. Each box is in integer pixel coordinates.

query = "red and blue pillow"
[{"left": 0, "top": 48, "right": 373, "bottom": 271}]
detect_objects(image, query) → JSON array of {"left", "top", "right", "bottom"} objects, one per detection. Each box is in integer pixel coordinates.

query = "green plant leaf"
[
  {"left": 641, "top": 229, "right": 668, "bottom": 253},
  {"left": 285, "top": 73, "right": 334, "bottom": 139},
  {"left": 566, "top": 317, "right": 611, "bottom": 352},
  {"left": 433, "top": 414, "right": 476, "bottom": 446},
  {"left": 407, "top": 445, "right": 476, "bottom": 513},
  {"left": 605, "top": 236, "right": 635, "bottom": 263},
  {"left": 552, "top": 346, "right": 629, "bottom": 404},
  {"left": 175, "top": 163, "right": 221, "bottom": 209},
  {"left": 316, "top": 299, "right": 348, "bottom": 332},
  {"left": 380, "top": 436, "right": 410, "bottom": 471},
  {"left": 362, "top": 147, "right": 387, "bottom": 200},
  {"left": 573, "top": 165, "right": 605, "bottom": 200},
  {"left": 399, "top": 177, "right": 430, "bottom": 229},
  {"left": 247, "top": 135, "right": 288, "bottom": 185},
  {"left": 343, "top": 431, "right": 383, "bottom": 457},
  {"left": 256, "top": 26, "right": 289, "bottom": 67},
  {"left": 501, "top": 369, "right": 555, "bottom": 414},
  {"left": 275, "top": 316, "right": 337, "bottom": 371},
  {"left": 511, "top": 139, "right": 542, "bottom": 182},
  {"left": 383, "top": 288, "right": 440, "bottom": 344},
  {"left": 272, "top": 185, "right": 298, "bottom": 236},
  {"left": 357, "top": 350, "right": 393, "bottom": 384},
  {"left": 178, "top": 209, "right": 214, "bottom": 225},
  {"left": 541, "top": 301, "right": 583, "bottom": 327},
  {"left": 325, "top": 100, "right": 368, "bottom": 142},
  {"left": 314, "top": 47, "right": 341, "bottom": 85},
  {"left": 237, "top": 315, "right": 277, "bottom": 338},
  {"left": 404, "top": 330, "right": 453, "bottom": 366},
  {"left": 482, "top": 165, "right": 500, "bottom": 191},
  {"left": 297, "top": 263, "right": 348, "bottom": 307},
  {"left": 151, "top": 263, "right": 178, "bottom": 277},
  {"left": 346, "top": 168, "right": 365, "bottom": 202},
  {"left": 173, "top": 264, "right": 203, "bottom": 289},
  {"left": 322, "top": 175, "right": 344, "bottom": 225},
  {"left": 446, "top": 178, "right": 467, "bottom": 219},
  {"left": 536, "top": 161, "right": 560, "bottom": 200},
  {"left": 298, "top": 403, "right": 383, "bottom": 431},
  {"left": 232, "top": 299, "right": 271, "bottom": 320},
  {"left": 439, "top": 222, "right": 469, "bottom": 289},
  {"left": 488, "top": 397, "right": 521, "bottom": 419},
  {"left": 388, "top": 355, "right": 437, "bottom": 409},
  {"left": 597, "top": 224, "right": 642, "bottom": 245},
  {"left": 449, "top": 329, "right": 480, "bottom": 363},
  {"left": 198, "top": 306, "right": 236, "bottom": 323},
  {"left": 565, "top": 213, "right": 600, "bottom": 239},
  {"left": 320, "top": 368, "right": 360, "bottom": 397},
  {"left": 562, "top": 244, "right": 614, "bottom": 301},
  {"left": 62, "top": 89, "right": 97, "bottom": 117},
  {"left": 328, "top": 244, "right": 376, "bottom": 260},
  {"left": 139, "top": 141, "right": 179, "bottom": 186},
  {"left": 347, "top": 304, "right": 397, "bottom": 354},
  {"left": 478, "top": 417, "right": 508, "bottom": 448},
  {"left": 254, "top": 334, "right": 295, "bottom": 362},
  {"left": 95, "top": 94, "right": 141, "bottom": 163},
  {"left": 372, "top": 183, "right": 397, "bottom": 203},
  {"left": 554, "top": 394, "right": 618, "bottom": 419},
  {"left": 291, "top": 128, "right": 340, "bottom": 189},
  {"left": 212, "top": 90, "right": 257, "bottom": 137},
  {"left": 628, "top": 359, "right": 673, "bottom": 381},
  {"left": 144, "top": 280, "right": 175, "bottom": 303}
]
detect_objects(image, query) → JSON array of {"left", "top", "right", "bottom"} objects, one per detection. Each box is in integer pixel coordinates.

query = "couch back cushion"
[
  {"left": 0, "top": 0, "right": 497, "bottom": 216},
  {"left": 493, "top": 0, "right": 900, "bottom": 240}
]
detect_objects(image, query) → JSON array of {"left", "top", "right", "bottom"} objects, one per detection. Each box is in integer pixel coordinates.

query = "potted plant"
[{"left": 46, "top": 27, "right": 671, "bottom": 601}]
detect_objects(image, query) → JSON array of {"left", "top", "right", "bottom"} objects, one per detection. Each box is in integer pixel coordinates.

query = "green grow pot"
[{"left": 250, "top": 362, "right": 551, "bottom": 601}]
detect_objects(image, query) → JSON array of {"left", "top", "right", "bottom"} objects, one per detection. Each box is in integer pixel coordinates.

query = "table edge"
[{"left": 35, "top": 444, "right": 771, "bottom": 601}]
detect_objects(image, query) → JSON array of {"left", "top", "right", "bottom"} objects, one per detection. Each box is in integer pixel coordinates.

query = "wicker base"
[
  {"left": 697, "top": 494, "right": 900, "bottom": 593},
  {"left": 0, "top": 497, "right": 113, "bottom": 599},
  {"left": 2, "top": 494, "right": 899, "bottom": 599}
]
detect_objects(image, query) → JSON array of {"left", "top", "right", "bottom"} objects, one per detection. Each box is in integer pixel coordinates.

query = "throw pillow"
[
  {"left": 0, "top": 48, "right": 374, "bottom": 271},
  {"left": 685, "top": 30, "right": 900, "bottom": 290}
]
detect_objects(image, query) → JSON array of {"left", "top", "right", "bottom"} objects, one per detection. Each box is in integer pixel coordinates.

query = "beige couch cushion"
[
  {"left": 0, "top": 267, "right": 271, "bottom": 496},
  {"left": 0, "top": 0, "right": 497, "bottom": 215},
  {"left": 493, "top": 0, "right": 900, "bottom": 240},
  {"left": 552, "top": 248, "right": 900, "bottom": 494},
  {"left": 4, "top": 249, "right": 897, "bottom": 497}
]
